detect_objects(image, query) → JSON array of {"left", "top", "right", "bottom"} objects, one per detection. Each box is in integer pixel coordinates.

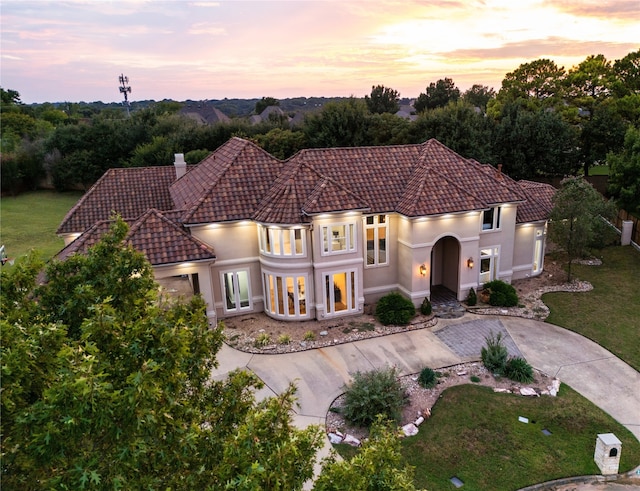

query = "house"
[{"left": 57, "top": 137, "right": 555, "bottom": 323}]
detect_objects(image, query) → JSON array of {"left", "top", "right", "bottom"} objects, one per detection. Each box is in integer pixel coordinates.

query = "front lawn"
[
  {"left": 544, "top": 246, "right": 640, "bottom": 372},
  {"left": 336, "top": 384, "right": 640, "bottom": 491}
]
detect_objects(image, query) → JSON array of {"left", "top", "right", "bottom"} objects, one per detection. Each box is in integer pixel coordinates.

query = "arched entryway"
[{"left": 430, "top": 236, "right": 460, "bottom": 302}]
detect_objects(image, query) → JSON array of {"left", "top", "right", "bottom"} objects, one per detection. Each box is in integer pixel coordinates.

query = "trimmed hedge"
[{"left": 376, "top": 292, "right": 416, "bottom": 325}]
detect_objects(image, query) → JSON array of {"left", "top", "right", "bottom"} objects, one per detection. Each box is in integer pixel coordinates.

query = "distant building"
[{"left": 179, "top": 101, "right": 231, "bottom": 124}]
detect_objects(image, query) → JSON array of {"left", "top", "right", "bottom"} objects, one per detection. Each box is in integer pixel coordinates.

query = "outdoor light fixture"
[
  {"left": 419, "top": 264, "right": 427, "bottom": 277},
  {"left": 467, "top": 257, "right": 474, "bottom": 269}
]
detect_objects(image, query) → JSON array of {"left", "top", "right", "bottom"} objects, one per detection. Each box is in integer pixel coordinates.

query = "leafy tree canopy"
[
  {"left": 498, "top": 58, "right": 566, "bottom": 104},
  {"left": 608, "top": 125, "right": 640, "bottom": 214},
  {"left": 414, "top": 78, "right": 460, "bottom": 113},
  {"left": 1, "top": 218, "right": 325, "bottom": 490},
  {"left": 462, "top": 84, "right": 496, "bottom": 111},
  {"left": 365, "top": 84, "right": 400, "bottom": 114}
]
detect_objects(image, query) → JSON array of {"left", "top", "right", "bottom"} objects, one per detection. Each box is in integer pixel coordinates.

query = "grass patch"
[
  {"left": 1, "top": 190, "right": 82, "bottom": 265},
  {"left": 589, "top": 165, "right": 610, "bottom": 176},
  {"left": 544, "top": 247, "right": 640, "bottom": 371},
  {"left": 336, "top": 384, "right": 640, "bottom": 490}
]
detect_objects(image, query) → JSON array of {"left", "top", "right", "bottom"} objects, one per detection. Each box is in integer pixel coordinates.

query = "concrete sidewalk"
[{"left": 211, "top": 313, "right": 640, "bottom": 442}]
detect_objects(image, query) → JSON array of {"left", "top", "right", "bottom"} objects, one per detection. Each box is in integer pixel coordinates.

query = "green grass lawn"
[
  {"left": 544, "top": 246, "right": 640, "bottom": 372},
  {"left": 0, "top": 190, "right": 82, "bottom": 265},
  {"left": 589, "top": 165, "right": 610, "bottom": 176},
  {"left": 336, "top": 384, "right": 640, "bottom": 491}
]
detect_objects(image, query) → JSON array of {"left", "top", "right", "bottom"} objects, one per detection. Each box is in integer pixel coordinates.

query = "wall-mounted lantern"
[
  {"left": 419, "top": 264, "right": 427, "bottom": 277},
  {"left": 467, "top": 257, "right": 474, "bottom": 269}
]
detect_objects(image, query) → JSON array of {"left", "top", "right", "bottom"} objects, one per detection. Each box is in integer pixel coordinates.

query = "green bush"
[
  {"left": 483, "top": 280, "right": 518, "bottom": 307},
  {"left": 504, "top": 357, "right": 534, "bottom": 383},
  {"left": 467, "top": 287, "right": 477, "bottom": 306},
  {"left": 342, "top": 366, "right": 406, "bottom": 428},
  {"left": 481, "top": 331, "right": 508, "bottom": 375},
  {"left": 254, "top": 332, "right": 271, "bottom": 347},
  {"left": 277, "top": 333, "right": 291, "bottom": 345},
  {"left": 376, "top": 293, "right": 416, "bottom": 325},
  {"left": 303, "top": 330, "right": 315, "bottom": 341},
  {"left": 420, "top": 297, "right": 432, "bottom": 315},
  {"left": 417, "top": 367, "right": 438, "bottom": 389}
]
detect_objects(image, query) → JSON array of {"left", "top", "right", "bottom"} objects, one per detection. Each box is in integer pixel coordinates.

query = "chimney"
[
  {"left": 174, "top": 153, "right": 186, "bottom": 179},
  {"left": 497, "top": 163, "right": 503, "bottom": 179}
]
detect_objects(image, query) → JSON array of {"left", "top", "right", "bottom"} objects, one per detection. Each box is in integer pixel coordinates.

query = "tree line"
[{"left": 1, "top": 50, "right": 639, "bottom": 212}]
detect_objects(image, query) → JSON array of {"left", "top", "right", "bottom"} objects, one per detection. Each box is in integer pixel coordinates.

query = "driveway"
[{"left": 212, "top": 313, "right": 640, "bottom": 442}]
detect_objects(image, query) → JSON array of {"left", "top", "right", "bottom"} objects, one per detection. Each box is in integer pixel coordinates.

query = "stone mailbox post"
[{"left": 594, "top": 433, "right": 622, "bottom": 475}]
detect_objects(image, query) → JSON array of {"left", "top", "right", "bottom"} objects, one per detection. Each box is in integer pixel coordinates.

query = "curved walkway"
[{"left": 212, "top": 313, "right": 640, "bottom": 442}]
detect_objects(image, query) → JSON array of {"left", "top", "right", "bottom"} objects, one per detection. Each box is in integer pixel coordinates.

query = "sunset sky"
[{"left": 1, "top": 0, "right": 638, "bottom": 104}]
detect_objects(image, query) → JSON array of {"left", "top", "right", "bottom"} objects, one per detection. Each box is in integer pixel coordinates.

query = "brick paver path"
[{"left": 434, "top": 318, "right": 524, "bottom": 359}]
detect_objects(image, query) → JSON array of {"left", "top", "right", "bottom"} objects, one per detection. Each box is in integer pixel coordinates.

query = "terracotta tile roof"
[
  {"left": 252, "top": 161, "right": 370, "bottom": 224},
  {"left": 516, "top": 180, "right": 557, "bottom": 223},
  {"left": 170, "top": 137, "right": 284, "bottom": 224},
  {"left": 57, "top": 210, "right": 215, "bottom": 266},
  {"left": 57, "top": 166, "right": 177, "bottom": 235}
]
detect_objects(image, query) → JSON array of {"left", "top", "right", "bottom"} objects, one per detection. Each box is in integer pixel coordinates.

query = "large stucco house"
[{"left": 57, "top": 137, "right": 555, "bottom": 323}]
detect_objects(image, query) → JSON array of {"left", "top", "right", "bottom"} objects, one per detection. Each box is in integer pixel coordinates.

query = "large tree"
[
  {"left": 608, "top": 125, "right": 640, "bottom": 214},
  {"left": 303, "top": 98, "right": 370, "bottom": 147},
  {"left": 365, "top": 84, "right": 400, "bottom": 114},
  {"left": 414, "top": 78, "right": 460, "bottom": 112},
  {"left": 498, "top": 59, "right": 566, "bottom": 104},
  {"left": 1, "top": 219, "right": 324, "bottom": 490},
  {"left": 548, "top": 177, "right": 616, "bottom": 281}
]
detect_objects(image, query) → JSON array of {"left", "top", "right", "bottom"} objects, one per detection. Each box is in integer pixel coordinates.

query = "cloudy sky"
[{"left": 1, "top": 0, "right": 638, "bottom": 104}]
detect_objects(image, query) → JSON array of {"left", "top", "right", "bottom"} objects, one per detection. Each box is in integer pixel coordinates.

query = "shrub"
[
  {"left": 470, "top": 375, "right": 481, "bottom": 383},
  {"left": 342, "top": 366, "right": 406, "bottom": 427},
  {"left": 417, "top": 367, "right": 438, "bottom": 389},
  {"left": 376, "top": 293, "right": 416, "bottom": 326},
  {"left": 420, "top": 297, "right": 432, "bottom": 315},
  {"left": 467, "top": 287, "right": 477, "bottom": 306},
  {"left": 277, "top": 333, "right": 291, "bottom": 345},
  {"left": 254, "top": 332, "right": 271, "bottom": 347},
  {"left": 504, "top": 357, "right": 534, "bottom": 383},
  {"left": 481, "top": 331, "right": 508, "bottom": 375},
  {"left": 303, "top": 330, "right": 315, "bottom": 341},
  {"left": 483, "top": 280, "right": 518, "bottom": 307}
]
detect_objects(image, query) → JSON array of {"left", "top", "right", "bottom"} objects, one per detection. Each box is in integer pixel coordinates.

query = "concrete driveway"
[{"left": 211, "top": 314, "right": 640, "bottom": 441}]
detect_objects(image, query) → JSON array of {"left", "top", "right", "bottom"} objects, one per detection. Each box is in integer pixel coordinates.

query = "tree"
[
  {"left": 255, "top": 96, "right": 279, "bottom": 115},
  {"left": 613, "top": 49, "right": 640, "bottom": 96},
  {"left": 365, "top": 85, "right": 400, "bottom": 114},
  {"left": 548, "top": 177, "right": 616, "bottom": 281},
  {"left": 411, "top": 100, "right": 494, "bottom": 163},
  {"left": 608, "top": 125, "right": 640, "bottom": 213},
  {"left": 303, "top": 98, "right": 370, "bottom": 147},
  {"left": 414, "top": 78, "right": 460, "bottom": 112},
  {"left": 462, "top": 84, "right": 496, "bottom": 111},
  {"left": 498, "top": 59, "right": 566, "bottom": 103},
  {"left": 492, "top": 102, "right": 579, "bottom": 179},
  {"left": 565, "top": 54, "right": 616, "bottom": 109},
  {"left": 313, "top": 417, "right": 423, "bottom": 491},
  {"left": 1, "top": 87, "right": 22, "bottom": 106},
  {"left": 1, "top": 219, "right": 324, "bottom": 489}
]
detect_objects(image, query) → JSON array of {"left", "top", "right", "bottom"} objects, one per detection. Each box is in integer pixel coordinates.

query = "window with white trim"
[
  {"left": 322, "top": 223, "right": 356, "bottom": 255},
  {"left": 258, "top": 226, "right": 306, "bottom": 257},
  {"left": 533, "top": 229, "right": 544, "bottom": 274},
  {"left": 364, "top": 215, "right": 388, "bottom": 266},
  {"left": 482, "top": 207, "right": 502, "bottom": 231},
  {"left": 221, "top": 270, "right": 251, "bottom": 313},
  {"left": 324, "top": 270, "right": 357, "bottom": 315},
  {"left": 264, "top": 273, "right": 308, "bottom": 318},
  {"left": 479, "top": 247, "right": 499, "bottom": 284}
]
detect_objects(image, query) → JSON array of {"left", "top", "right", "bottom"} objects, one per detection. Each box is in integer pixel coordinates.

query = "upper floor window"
[
  {"left": 482, "top": 206, "right": 501, "bottom": 231},
  {"left": 259, "top": 226, "right": 305, "bottom": 257},
  {"left": 364, "top": 215, "right": 388, "bottom": 266},
  {"left": 322, "top": 223, "right": 356, "bottom": 255}
]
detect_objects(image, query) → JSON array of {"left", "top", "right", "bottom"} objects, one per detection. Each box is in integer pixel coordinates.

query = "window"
[
  {"left": 364, "top": 215, "right": 388, "bottom": 266},
  {"left": 479, "top": 247, "right": 499, "bottom": 284},
  {"left": 221, "top": 270, "right": 251, "bottom": 313},
  {"left": 324, "top": 270, "right": 357, "bottom": 315},
  {"left": 533, "top": 229, "right": 544, "bottom": 274},
  {"left": 259, "top": 226, "right": 306, "bottom": 257},
  {"left": 482, "top": 207, "right": 501, "bottom": 231},
  {"left": 322, "top": 223, "right": 356, "bottom": 255},
  {"left": 264, "top": 273, "right": 308, "bottom": 318}
]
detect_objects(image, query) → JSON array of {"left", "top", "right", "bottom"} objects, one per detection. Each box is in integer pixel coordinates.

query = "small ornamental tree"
[{"left": 549, "top": 177, "right": 617, "bottom": 281}]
